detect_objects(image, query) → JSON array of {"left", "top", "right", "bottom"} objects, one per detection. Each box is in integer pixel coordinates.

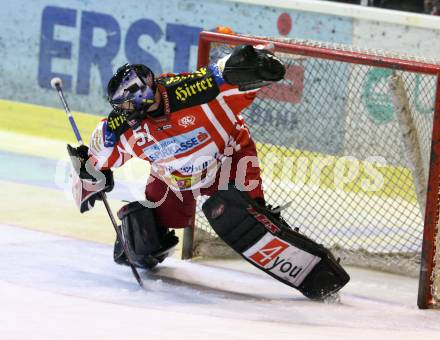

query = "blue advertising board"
[{"left": 0, "top": 0, "right": 352, "bottom": 115}]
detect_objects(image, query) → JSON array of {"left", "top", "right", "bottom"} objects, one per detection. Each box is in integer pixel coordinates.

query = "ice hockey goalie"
[{"left": 69, "top": 42, "right": 349, "bottom": 299}]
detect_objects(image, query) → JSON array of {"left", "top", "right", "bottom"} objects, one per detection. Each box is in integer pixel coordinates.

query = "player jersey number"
[{"left": 133, "top": 123, "right": 153, "bottom": 146}]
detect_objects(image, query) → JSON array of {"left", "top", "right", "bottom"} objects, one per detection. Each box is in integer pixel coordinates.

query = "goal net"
[{"left": 192, "top": 31, "right": 440, "bottom": 309}]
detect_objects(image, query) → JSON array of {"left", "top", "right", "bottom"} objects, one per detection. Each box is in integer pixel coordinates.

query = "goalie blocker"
[{"left": 202, "top": 185, "right": 350, "bottom": 300}]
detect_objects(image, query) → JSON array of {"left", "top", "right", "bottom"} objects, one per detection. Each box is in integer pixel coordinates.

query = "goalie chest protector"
[{"left": 202, "top": 185, "right": 350, "bottom": 300}]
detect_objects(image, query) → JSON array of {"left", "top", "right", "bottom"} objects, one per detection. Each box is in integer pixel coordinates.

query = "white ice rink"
[{"left": 1, "top": 223, "right": 439, "bottom": 340}]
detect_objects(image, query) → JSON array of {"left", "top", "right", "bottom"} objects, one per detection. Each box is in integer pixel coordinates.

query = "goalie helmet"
[{"left": 107, "top": 64, "right": 161, "bottom": 127}]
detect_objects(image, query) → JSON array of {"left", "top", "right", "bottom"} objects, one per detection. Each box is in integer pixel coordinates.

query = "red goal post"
[{"left": 195, "top": 31, "right": 440, "bottom": 309}]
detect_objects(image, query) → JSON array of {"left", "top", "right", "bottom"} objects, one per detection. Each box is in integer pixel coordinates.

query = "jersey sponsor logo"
[
  {"left": 158, "top": 67, "right": 219, "bottom": 112},
  {"left": 106, "top": 110, "right": 130, "bottom": 138},
  {"left": 175, "top": 76, "right": 216, "bottom": 102},
  {"left": 243, "top": 233, "right": 321, "bottom": 287},
  {"left": 161, "top": 67, "right": 216, "bottom": 103},
  {"left": 170, "top": 166, "right": 209, "bottom": 189},
  {"left": 178, "top": 160, "right": 210, "bottom": 174},
  {"left": 170, "top": 174, "right": 194, "bottom": 189},
  {"left": 107, "top": 111, "right": 126, "bottom": 131},
  {"left": 164, "top": 155, "right": 213, "bottom": 173},
  {"left": 178, "top": 115, "right": 196, "bottom": 128},
  {"left": 196, "top": 131, "right": 208, "bottom": 142},
  {"left": 158, "top": 84, "right": 171, "bottom": 115},
  {"left": 157, "top": 124, "right": 172, "bottom": 131},
  {"left": 143, "top": 127, "right": 211, "bottom": 161},
  {"left": 165, "top": 67, "right": 208, "bottom": 85},
  {"left": 247, "top": 207, "right": 280, "bottom": 233}
]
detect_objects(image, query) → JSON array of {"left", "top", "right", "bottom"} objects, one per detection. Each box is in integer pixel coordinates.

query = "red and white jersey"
[{"left": 88, "top": 66, "right": 260, "bottom": 191}]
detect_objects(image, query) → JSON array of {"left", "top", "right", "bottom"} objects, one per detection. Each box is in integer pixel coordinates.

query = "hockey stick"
[{"left": 50, "top": 77, "right": 144, "bottom": 288}]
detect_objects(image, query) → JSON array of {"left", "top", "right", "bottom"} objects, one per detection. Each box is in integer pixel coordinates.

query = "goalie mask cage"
[{"left": 192, "top": 31, "right": 440, "bottom": 309}]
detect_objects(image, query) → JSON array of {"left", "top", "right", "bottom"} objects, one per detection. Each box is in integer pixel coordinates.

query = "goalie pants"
[{"left": 144, "top": 139, "right": 264, "bottom": 228}]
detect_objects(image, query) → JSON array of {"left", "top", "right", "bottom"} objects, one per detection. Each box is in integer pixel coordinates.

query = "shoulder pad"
[
  {"left": 106, "top": 110, "right": 130, "bottom": 138},
  {"left": 156, "top": 67, "right": 220, "bottom": 112}
]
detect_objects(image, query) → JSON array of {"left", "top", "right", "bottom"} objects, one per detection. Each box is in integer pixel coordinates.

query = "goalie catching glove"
[
  {"left": 202, "top": 185, "right": 350, "bottom": 300},
  {"left": 67, "top": 144, "right": 114, "bottom": 213},
  {"left": 218, "top": 44, "right": 286, "bottom": 90}
]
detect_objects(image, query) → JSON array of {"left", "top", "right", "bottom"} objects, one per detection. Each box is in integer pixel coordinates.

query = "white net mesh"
[
  {"left": 194, "top": 36, "right": 440, "bottom": 306},
  {"left": 259, "top": 37, "right": 440, "bottom": 66}
]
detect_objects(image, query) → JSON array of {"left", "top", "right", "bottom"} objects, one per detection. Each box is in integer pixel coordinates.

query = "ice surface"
[{"left": 1, "top": 224, "right": 440, "bottom": 340}]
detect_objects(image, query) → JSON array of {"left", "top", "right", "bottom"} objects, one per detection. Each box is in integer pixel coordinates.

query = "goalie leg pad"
[
  {"left": 114, "top": 201, "right": 179, "bottom": 269},
  {"left": 202, "top": 185, "right": 350, "bottom": 300}
]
